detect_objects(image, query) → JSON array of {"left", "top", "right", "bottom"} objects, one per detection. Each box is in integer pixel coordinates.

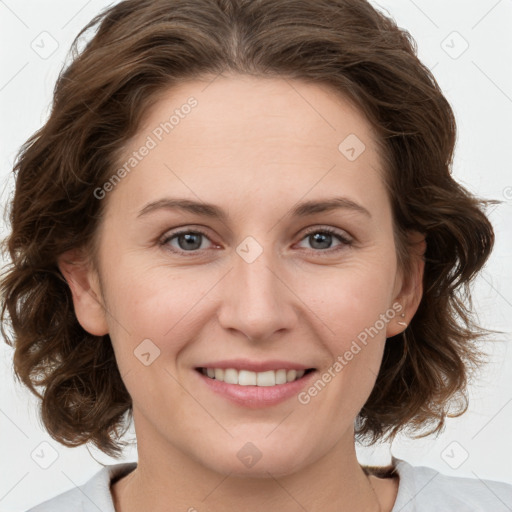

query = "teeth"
[
  {"left": 201, "top": 368, "right": 307, "bottom": 385},
  {"left": 257, "top": 370, "right": 275, "bottom": 386},
  {"left": 223, "top": 368, "right": 238, "bottom": 384},
  {"left": 238, "top": 370, "right": 257, "bottom": 385},
  {"left": 275, "top": 369, "right": 287, "bottom": 385}
]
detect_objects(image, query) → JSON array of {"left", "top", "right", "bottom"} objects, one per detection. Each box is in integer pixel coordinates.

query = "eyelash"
[{"left": 159, "top": 226, "right": 353, "bottom": 256}]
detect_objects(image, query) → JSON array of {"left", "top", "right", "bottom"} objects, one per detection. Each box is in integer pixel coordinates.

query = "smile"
[
  {"left": 198, "top": 367, "right": 314, "bottom": 386},
  {"left": 195, "top": 365, "right": 317, "bottom": 408}
]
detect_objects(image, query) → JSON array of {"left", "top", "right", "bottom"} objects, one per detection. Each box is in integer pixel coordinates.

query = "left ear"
[{"left": 386, "top": 230, "right": 426, "bottom": 338}]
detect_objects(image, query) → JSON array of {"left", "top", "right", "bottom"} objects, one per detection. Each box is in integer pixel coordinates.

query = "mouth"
[
  {"left": 196, "top": 367, "right": 316, "bottom": 386},
  {"left": 194, "top": 364, "right": 318, "bottom": 408}
]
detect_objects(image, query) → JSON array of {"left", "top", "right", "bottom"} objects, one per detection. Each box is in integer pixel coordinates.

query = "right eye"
[{"left": 160, "top": 228, "right": 215, "bottom": 255}]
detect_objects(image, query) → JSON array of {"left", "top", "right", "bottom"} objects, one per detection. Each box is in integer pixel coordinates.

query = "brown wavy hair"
[{"left": 0, "top": 0, "right": 495, "bottom": 458}]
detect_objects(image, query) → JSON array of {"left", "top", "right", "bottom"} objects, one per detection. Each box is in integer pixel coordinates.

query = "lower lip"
[{"left": 195, "top": 369, "right": 317, "bottom": 408}]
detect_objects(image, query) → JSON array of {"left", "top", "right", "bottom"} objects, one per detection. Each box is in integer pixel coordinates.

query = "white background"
[{"left": 0, "top": 1, "right": 511, "bottom": 510}]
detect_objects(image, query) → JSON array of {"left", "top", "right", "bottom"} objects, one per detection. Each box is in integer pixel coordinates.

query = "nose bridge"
[{"left": 218, "top": 235, "right": 295, "bottom": 341}]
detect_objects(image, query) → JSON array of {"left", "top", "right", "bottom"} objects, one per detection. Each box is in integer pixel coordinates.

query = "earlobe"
[
  {"left": 386, "top": 231, "right": 426, "bottom": 338},
  {"left": 57, "top": 249, "right": 109, "bottom": 336}
]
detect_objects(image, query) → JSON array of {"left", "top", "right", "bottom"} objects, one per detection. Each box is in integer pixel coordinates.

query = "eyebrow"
[{"left": 137, "top": 196, "right": 372, "bottom": 220}]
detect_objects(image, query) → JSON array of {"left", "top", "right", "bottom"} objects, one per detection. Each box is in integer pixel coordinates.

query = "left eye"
[
  {"left": 296, "top": 228, "right": 352, "bottom": 252},
  {"left": 160, "top": 227, "right": 352, "bottom": 254}
]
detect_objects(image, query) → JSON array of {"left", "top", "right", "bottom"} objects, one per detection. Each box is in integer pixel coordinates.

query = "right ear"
[{"left": 57, "top": 248, "right": 109, "bottom": 336}]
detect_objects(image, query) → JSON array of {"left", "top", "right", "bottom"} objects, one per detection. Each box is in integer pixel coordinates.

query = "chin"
[{"left": 193, "top": 439, "right": 313, "bottom": 479}]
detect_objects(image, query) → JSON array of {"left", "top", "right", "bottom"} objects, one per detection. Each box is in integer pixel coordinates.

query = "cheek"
[
  {"left": 294, "top": 255, "right": 398, "bottom": 342},
  {"left": 293, "top": 271, "right": 393, "bottom": 421},
  {"left": 290, "top": 253, "right": 397, "bottom": 406},
  {"left": 100, "top": 257, "right": 221, "bottom": 363}
]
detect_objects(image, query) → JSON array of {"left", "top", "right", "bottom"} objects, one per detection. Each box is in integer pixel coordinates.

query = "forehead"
[
  {"left": 107, "top": 75, "right": 388, "bottom": 219},
  {"left": 142, "top": 75, "right": 378, "bottom": 153}
]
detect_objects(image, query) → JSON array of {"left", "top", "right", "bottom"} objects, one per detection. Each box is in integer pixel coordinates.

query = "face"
[{"left": 62, "top": 75, "right": 423, "bottom": 478}]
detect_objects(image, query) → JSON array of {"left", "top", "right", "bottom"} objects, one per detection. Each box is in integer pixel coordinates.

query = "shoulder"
[
  {"left": 25, "top": 462, "right": 137, "bottom": 512},
  {"left": 391, "top": 456, "right": 512, "bottom": 512}
]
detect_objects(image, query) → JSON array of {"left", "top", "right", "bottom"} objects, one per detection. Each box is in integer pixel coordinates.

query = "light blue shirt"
[{"left": 26, "top": 457, "right": 512, "bottom": 511}]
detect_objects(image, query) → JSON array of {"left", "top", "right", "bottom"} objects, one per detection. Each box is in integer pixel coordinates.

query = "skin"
[{"left": 59, "top": 75, "right": 425, "bottom": 512}]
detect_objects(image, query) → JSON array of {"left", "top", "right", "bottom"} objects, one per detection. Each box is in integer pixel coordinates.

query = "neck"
[{"left": 112, "top": 411, "right": 386, "bottom": 512}]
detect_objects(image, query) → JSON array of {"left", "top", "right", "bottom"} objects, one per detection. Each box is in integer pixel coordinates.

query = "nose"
[{"left": 216, "top": 243, "right": 298, "bottom": 342}]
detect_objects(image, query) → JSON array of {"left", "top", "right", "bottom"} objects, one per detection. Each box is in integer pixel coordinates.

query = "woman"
[{"left": 1, "top": 0, "right": 511, "bottom": 511}]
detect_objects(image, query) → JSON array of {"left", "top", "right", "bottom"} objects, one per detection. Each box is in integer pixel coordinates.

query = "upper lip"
[{"left": 196, "top": 359, "right": 315, "bottom": 372}]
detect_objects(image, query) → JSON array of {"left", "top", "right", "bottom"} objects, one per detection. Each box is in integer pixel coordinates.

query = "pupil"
[
  {"left": 179, "top": 233, "right": 201, "bottom": 250},
  {"left": 310, "top": 232, "right": 331, "bottom": 250}
]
